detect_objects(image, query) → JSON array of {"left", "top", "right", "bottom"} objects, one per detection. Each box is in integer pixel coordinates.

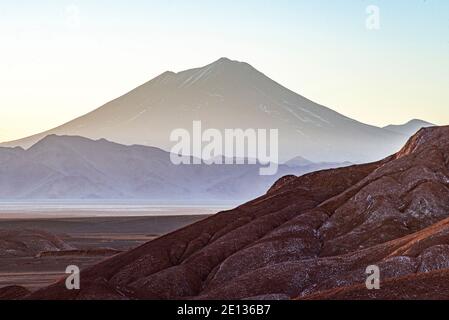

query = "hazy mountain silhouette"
[
  {"left": 0, "top": 135, "right": 348, "bottom": 201},
  {"left": 383, "top": 119, "right": 434, "bottom": 136},
  {"left": 285, "top": 155, "right": 352, "bottom": 169},
  {"left": 1, "top": 58, "right": 410, "bottom": 163}
]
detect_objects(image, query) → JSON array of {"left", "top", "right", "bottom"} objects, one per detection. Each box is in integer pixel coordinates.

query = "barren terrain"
[{"left": 0, "top": 214, "right": 208, "bottom": 292}]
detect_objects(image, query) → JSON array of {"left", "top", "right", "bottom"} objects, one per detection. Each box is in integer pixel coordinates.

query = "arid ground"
[{"left": 0, "top": 212, "right": 211, "bottom": 291}]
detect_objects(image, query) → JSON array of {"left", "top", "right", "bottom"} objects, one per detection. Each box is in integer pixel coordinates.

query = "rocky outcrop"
[{"left": 0, "top": 229, "right": 73, "bottom": 257}]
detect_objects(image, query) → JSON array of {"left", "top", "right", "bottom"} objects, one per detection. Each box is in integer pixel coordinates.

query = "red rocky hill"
[{"left": 27, "top": 126, "right": 449, "bottom": 300}]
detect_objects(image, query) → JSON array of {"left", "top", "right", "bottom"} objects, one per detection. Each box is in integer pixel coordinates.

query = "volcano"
[{"left": 1, "top": 58, "right": 409, "bottom": 163}]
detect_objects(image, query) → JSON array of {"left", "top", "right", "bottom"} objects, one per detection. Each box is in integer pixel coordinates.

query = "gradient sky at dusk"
[{"left": 1, "top": 0, "right": 448, "bottom": 141}]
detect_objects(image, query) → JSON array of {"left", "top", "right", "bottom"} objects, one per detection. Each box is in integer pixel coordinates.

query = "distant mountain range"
[
  {"left": 0, "top": 58, "right": 433, "bottom": 163},
  {"left": 0, "top": 135, "right": 350, "bottom": 201}
]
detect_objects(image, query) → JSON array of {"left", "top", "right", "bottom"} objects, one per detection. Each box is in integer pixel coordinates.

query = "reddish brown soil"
[{"left": 0, "top": 285, "right": 30, "bottom": 300}]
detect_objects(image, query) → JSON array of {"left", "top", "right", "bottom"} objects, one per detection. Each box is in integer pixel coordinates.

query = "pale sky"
[{"left": 1, "top": 0, "right": 448, "bottom": 142}]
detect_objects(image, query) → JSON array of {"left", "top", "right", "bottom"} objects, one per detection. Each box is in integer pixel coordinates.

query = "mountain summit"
[
  {"left": 1, "top": 58, "right": 408, "bottom": 162},
  {"left": 383, "top": 119, "right": 435, "bottom": 136}
]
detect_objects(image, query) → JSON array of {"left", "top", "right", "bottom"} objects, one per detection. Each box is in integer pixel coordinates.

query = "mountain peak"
[
  {"left": 29, "top": 134, "right": 109, "bottom": 152},
  {"left": 383, "top": 119, "right": 435, "bottom": 136},
  {"left": 208, "top": 57, "right": 252, "bottom": 70},
  {"left": 215, "top": 57, "right": 233, "bottom": 63},
  {"left": 212, "top": 57, "right": 249, "bottom": 65},
  {"left": 151, "top": 58, "right": 251, "bottom": 88},
  {"left": 406, "top": 119, "right": 434, "bottom": 126}
]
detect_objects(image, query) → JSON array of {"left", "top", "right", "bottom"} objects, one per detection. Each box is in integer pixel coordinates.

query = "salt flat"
[{"left": 0, "top": 201, "right": 233, "bottom": 219}]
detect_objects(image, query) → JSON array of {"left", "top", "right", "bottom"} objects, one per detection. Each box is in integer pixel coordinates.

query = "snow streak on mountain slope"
[{"left": 1, "top": 58, "right": 407, "bottom": 163}]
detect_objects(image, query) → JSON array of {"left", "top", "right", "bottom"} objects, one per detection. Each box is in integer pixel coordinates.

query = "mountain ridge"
[
  {"left": 383, "top": 119, "right": 435, "bottom": 136},
  {"left": 0, "top": 134, "right": 349, "bottom": 201}
]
